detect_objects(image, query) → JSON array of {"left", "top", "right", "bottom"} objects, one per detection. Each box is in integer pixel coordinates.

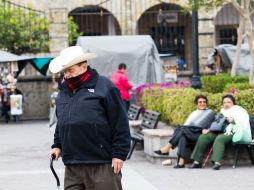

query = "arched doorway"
[
  {"left": 215, "top": 3, "right": 254, "bottom": 45},
  {"left": 137, "top": 3, "right": 192, "bottom": 59},
  {"left": 69, "top": 5, "right": 121, "bottom": 36}
]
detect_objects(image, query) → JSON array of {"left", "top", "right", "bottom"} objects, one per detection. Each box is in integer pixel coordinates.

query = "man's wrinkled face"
[{"left": 64, "top": 63, "right": 87, "bottom": 78}]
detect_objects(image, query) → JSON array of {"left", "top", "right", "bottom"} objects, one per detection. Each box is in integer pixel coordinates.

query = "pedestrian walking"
[
  {"left": 48, "top": 46, "right": 131, "bottom": 190},
  {"left": 110, "top": 63, "right": 133, "bottom": 111}
]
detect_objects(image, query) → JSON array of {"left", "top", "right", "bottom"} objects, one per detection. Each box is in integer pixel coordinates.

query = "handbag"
[{"left": 209, "top": 114, "right": 227, "bottom": 132}]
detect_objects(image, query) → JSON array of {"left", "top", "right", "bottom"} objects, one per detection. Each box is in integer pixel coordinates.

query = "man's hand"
[
  {"left": 202, "top": 129, "right": 209, "bottom": 135},
  {"left": 49, "top": 148, "right": 61, "bottom": 160},
  {"left": 111, "top": 158, "right": 123, "bottom": 174}
]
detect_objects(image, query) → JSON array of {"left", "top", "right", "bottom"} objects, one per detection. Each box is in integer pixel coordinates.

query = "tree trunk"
[
  {"left": 244, "top": 0, "right": 254, "bottom": 86},
  {"left": 231, "top": 0, "right": 254, "bottom": 86},
  {"left": 246, "top": 19, "right": 254, "bottom": 86},
  {"left": 231, "top": 17, "right": 244, "bottom": 77}
]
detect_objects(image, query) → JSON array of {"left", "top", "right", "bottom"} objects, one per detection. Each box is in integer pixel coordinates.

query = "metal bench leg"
[
  {"left": 127, "top": 140, "right": 137, "bottom": 159},
  {"left": 233, "top": 146, "right": 239, "bottom": 168},
  {"left": 247, "top": 146, "right": 254, "bottom": 165}
]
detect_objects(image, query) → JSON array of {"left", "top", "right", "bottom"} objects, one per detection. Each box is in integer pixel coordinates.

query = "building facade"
[
  {"left": 5, "top": 0, "right": 245, "bottom": 120},
  {"left": 15, "top": 0, "right": 244, "bottom": 69}
]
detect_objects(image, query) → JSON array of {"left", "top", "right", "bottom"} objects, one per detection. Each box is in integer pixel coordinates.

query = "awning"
[
  {"left": 0, "top": 50, "right": 53, "bottom": 76},
  {"left": 0, "top": 50, "right": 31, "bottom": 62}
]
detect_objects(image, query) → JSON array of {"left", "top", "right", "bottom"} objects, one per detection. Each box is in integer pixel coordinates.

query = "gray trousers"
[
  {"left": 64, "top": 163, "right": 122, "bottom": 190},
  {"left": 169, "top": 126, "right": 201, "bottom": 158}
]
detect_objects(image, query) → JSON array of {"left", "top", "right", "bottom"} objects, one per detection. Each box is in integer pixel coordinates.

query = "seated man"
[{"left": 154, "top": 95, "right": 215, "bottom": 168}]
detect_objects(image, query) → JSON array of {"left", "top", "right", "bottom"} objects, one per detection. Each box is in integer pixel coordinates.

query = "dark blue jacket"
[{"left": 52, "top": 69, "right": 131, "bottom": 165}]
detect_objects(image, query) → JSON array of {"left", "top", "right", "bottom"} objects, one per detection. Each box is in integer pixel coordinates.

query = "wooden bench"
[
  {"left": 127, "top": 109, "right": 161, "bottom": 159},
  {"left": 232, "top": 116, "right": 254, "bottom": 168}
]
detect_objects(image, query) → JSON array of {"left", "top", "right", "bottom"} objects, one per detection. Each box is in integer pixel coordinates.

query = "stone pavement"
[{"left": 0, "top": 121, "right": 253, "bottom": 190}]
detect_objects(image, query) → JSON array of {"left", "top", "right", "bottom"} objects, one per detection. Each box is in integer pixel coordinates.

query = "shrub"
[
  {"left": 201, "top": 74, "right": 249, "bottom": 93},
  {"left": 140, "top": 87, "right": 254, "bottom": 126},
  {"left": 224, "top": 83, "right": 251, "bottom": 93},
  {"left": 132, "top": 81, "right": 192, "bottom": 105},
  {"left": 235, "top": 89, "right": 254, "bottom": 115},
  {"left": 201, "top": 74, "right": 232, "bottom": 93},
  {"left": 141, "top": 88, "right": 205, "bottom": 125}
]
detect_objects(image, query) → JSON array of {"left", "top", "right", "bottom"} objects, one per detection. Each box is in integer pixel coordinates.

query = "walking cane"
[
  {"left": 50, "top": 156, "right": 60, "bottom": 189},
  {"left": 203, "top": 146, "right": 213, "bottom": 168}
]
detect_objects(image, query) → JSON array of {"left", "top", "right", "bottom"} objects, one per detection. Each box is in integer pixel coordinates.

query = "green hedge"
[
  {"left": 224, "top": 83, "right": 250, "bottom": 93},
  {"left": 141, "top": 88, "right": 254, "bottom": 126},
  {"left": 201, "top": 74, "right": 249, "bottom": 93}
]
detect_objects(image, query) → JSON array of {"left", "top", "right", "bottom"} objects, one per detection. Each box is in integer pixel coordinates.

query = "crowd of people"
[{"left": 0, "top": 67, "right": 23, "bottom": 123}]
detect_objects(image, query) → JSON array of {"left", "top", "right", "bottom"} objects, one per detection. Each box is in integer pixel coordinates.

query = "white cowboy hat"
[{"left": 49, "top": 46, "right": 96, "bottom": 73}]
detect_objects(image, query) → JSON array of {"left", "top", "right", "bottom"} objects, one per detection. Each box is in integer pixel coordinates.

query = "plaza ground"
[{"left": 0, "top": 121, "right": 253, "bottom": 190}]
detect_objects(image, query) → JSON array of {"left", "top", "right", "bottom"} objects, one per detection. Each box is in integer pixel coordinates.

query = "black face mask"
[
  {"left": 64, "top": 66, "right": 92, "bottom": 90},
  {"left": 64, "top": 72, "right": 83, "bottom": 84}
]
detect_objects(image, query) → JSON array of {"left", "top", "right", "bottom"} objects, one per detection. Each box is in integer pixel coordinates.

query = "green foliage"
[
  {"left": 179, "top": 0, "right": 225, "bottom": 12},
  {"left": 201, "top": 74, "right": 232, "bottom": 93},
  {"left": 140, "top": 87, "right": 254, "bottom": 126},
  {"left": 141, "top": 88, "right": 206, "bottom": 125},
  {"left": 235, "top": 89, "right": 254, "bottom": 115},
  {"left": 0, "top": 1, "right": 49, "bottom": 54},
  {"left": 201, "top": 74, "right": 249, "bottom": 93},
  {"left": 68, "top": 16, "right": 83, "bottom": 46},
  {"left": 224, "top": 82, "right": 251, "bottom": 93}
]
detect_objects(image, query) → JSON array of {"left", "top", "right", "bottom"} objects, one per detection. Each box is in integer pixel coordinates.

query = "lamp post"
[{"left": 191, "top": 2, "right": 201, "bottom": 89}]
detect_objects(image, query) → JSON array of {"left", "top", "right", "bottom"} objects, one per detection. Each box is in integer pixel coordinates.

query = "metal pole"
[{"left": 191, "top": 1, "right": 201, "bottom": 89}]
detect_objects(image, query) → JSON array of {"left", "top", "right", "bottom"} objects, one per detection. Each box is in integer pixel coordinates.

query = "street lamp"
[{"left": 191, "top": 2, "right": 201, "bottom": 89}]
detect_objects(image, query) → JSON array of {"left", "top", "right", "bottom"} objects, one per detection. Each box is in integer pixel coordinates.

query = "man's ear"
[{"left": 82, "top": 63, "right": 88, "bottom": 70}]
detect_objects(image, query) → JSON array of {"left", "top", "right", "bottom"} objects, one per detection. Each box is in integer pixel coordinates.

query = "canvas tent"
[
  {"left": 76, "top": 35, "right": 164, "bottom": 86},
  {"left": 213, "top": 43, "right": 252, "bottom": 75}
]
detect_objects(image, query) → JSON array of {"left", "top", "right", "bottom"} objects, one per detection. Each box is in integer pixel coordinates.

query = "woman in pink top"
[{"left": 110, "top": 63, "right": 133, "bottom": 111}]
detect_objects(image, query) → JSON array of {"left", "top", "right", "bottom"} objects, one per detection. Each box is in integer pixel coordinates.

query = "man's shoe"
[
  {"left": 189, "top": 163, "right": 202, "bottom": 169},
  {"left": 154, "top": 150, "right": 168, "bottom": 155},
  {"left": 173, "top": 164, "right": 185, "bottom": 169},
  {"left": 212, "top": 164, "right": 221, "bottom": 170}
]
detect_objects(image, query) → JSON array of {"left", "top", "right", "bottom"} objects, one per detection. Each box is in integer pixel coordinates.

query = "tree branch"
[
  {"left": 231, "top": 0, "right": 244, "bottom": 16},
  {"left": 251, "top": 9, "right": 254, "bottom": 16}
]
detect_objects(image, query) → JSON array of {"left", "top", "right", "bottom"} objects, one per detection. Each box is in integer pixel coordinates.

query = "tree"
[
  {"left": 183, "top": 0, "right": 254, "bottom": 86},
  {"left": 68, "top": 16, "right": 83, "bottom": 46},
  {"left": 0, "top": 1, "right": 49, "bottom": 54}
]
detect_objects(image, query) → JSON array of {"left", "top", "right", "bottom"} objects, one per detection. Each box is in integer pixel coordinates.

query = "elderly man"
[{"left": 48, "top": 46, "right": 130, "bottom": 190}]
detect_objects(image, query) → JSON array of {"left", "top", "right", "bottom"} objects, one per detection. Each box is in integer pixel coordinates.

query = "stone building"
[
  {"left": 16, "top": 0, "right": 243, "bottom": 68},
  {"left": 7, "top": 0, "right": 244, "bottom": 120}
]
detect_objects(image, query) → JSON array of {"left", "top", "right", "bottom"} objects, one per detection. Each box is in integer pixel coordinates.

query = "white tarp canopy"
[
  {"left": 0, "top": 50, "right": 30, "bottom": 62},
  {"left": 76, "top": 35, "right": 164, "bottom": 86},
  {"left": 215, "top": 43, "right": 251, "bottom": 75}
]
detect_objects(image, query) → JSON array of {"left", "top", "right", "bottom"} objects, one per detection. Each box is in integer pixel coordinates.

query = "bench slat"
[{"left": 127, "top": 109, "right": 161, "bottom": 159}]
